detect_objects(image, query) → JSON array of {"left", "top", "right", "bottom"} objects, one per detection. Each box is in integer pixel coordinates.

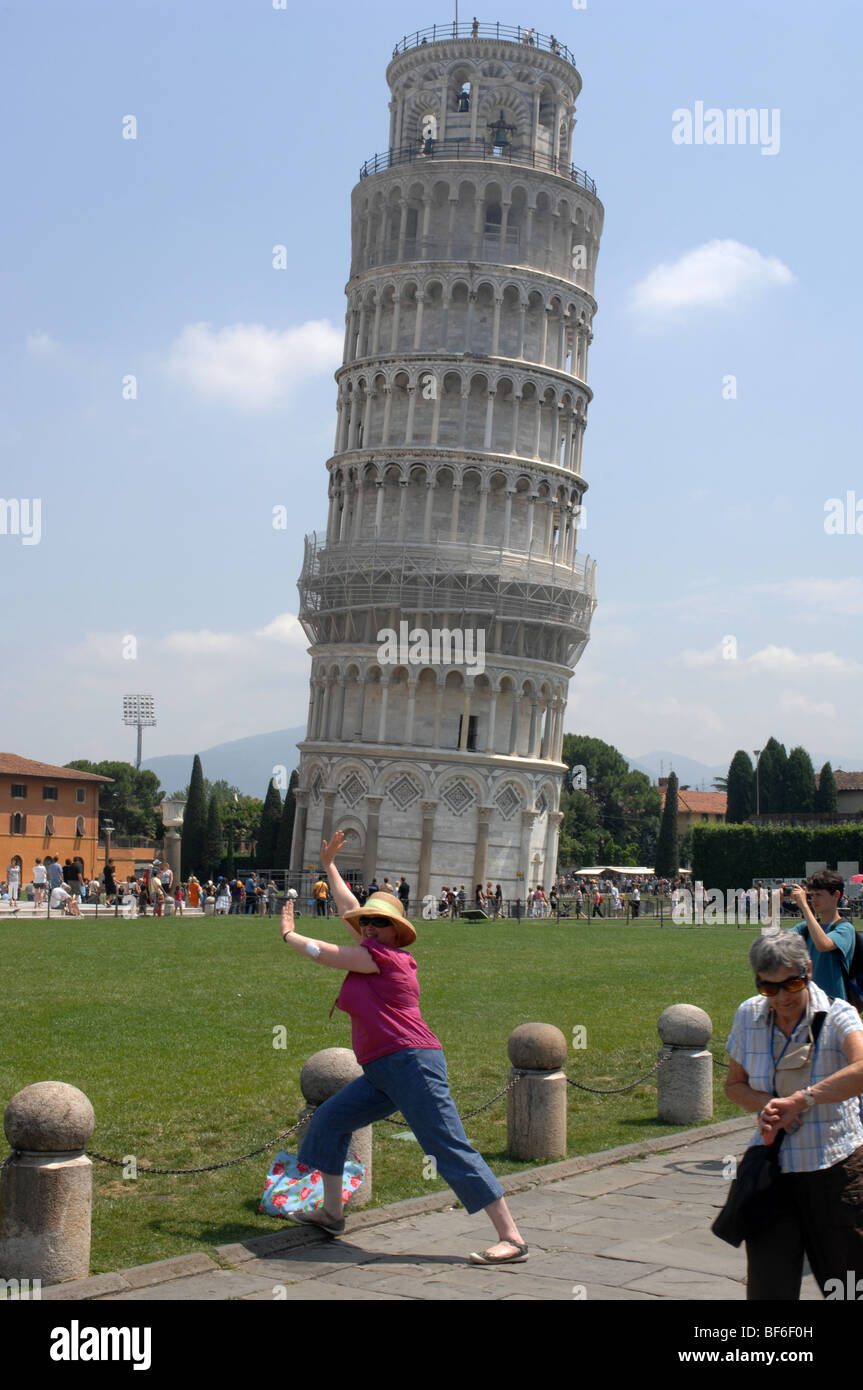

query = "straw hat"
[{"left": 343, "top": 891, "right": 416, "bottom": 945}]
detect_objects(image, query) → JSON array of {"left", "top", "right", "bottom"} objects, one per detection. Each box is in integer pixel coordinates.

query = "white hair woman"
[
  {"left": 724, "top": 928, "right": 863, "bottom": 1299},
  {"left": 278, "top": 830, "right": 528, "bottom": 1265}
]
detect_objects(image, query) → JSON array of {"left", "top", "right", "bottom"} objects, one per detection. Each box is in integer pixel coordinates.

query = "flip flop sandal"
[
  {"left": 290, "top": 1210, "right": 345, "bottom": 1236},
  {"left": 468, "top": 1242, "right": 529, "bottom": 1265}
]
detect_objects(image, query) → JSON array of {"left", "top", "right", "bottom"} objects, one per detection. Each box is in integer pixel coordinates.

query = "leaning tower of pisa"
[{"left": 292, "top": 20, "right": 603, "bottom": 904}]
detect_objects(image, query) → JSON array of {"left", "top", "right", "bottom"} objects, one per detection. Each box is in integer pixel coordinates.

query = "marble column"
[
  {"left": 544, "top": 811, "right": 564, "bottom": 887},
  {"left": 363, "top": 796, "right": 383, "bottom": 884},
  {"left": 290, "top": 790, "right": 310, "bottom": 873},
  {"left": 321, "top": 790, "right": 337, "bottom": 846},
  {"left": 472, "top": 806, "right": 495, "bottom": 896},
  {"left": 417, "top": 800, "right": 438, "bottom": 901}
]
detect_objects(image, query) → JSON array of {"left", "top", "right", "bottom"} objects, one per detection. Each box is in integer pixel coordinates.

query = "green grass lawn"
[{"left": 0, "top": 915, "right": 758, "bottom": 1273}]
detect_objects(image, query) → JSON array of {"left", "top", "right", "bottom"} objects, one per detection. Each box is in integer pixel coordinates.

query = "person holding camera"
[{"left": 785, "top": 873, "right": 856, "bottom": 1003}]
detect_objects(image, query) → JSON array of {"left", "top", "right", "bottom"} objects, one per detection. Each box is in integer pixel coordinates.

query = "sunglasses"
[
  {"left": 361, "top": 916, "right": 394, "bottom": 929},
  {"left": 756, "top": 974, "right": 808, "bottom": 997}
]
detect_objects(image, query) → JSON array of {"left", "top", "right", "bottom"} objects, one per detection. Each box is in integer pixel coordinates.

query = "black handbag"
[{"left": 711, "top": 1130, "right": 786, "bottom": 1247}]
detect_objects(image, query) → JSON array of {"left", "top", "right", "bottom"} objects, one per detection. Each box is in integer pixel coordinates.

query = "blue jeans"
[{"left": 298, "top": 1047, "right": 504, "bottom": 1215}]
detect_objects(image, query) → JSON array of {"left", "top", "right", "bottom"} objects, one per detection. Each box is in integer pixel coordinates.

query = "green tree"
[
  {"left": 64, "top": 760, "right": 163, "bottom": 838},
  {"left": 815, "top": 762, "right": 838, "bottom": 814},
  {"left": 202, "top": 796, "right": 224, "bottom": 881},
  {"left": 655, "top": 771, "right": 680, "bottom": 877},
  {"left": 758, "top": 737, "right": 788, "bottom": 814},
  {"left": 560, "top": 735, "right": 662, "bottom": 867},
  {"left": 783, "top": 746, "right": 816, "bottom": 813},
  {"left": 726, "top": 750, "right": 755, "bottom": 823},
  {"left": 256, "top": 777, "right": 283, "bottom": 868},
  {"left": 181, "top": 755, "right": 207, "bottom": 878},
  {"left": 274, "top": 770, "right": 299, "bottom": 870}
]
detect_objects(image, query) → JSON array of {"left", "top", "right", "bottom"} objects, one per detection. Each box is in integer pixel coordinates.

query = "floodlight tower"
[
  {"left": 293, "top": 20, "right": 603, "bottom": 902},
  {"left": 123, "top": 694, "right": 156, "bottom": 770}
]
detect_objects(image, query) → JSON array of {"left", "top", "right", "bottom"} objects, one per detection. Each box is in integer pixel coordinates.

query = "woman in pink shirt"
[{"left": 278, "top": 830, "right": 528, "bottom": 1265}]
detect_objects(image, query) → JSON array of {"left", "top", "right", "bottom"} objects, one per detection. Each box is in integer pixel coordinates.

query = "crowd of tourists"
[{"left": 0, "top": 856, "right": 286, "bottom": 918}]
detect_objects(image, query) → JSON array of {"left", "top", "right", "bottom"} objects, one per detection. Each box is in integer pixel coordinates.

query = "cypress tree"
[
  {"left": 783, "top": 747, "right": 816, "bottom": 813},
  {"left": 257, "top": 778, "right": 283, "bottom": 868},
  {"left": 655, "top": 771, "right": 680, "bottom": 877},
  {"left": 181, "top": 755, "right": 207, "bottom": 877},
  {"left": 202, "top": 796, "right": 223, "bottom": 881},
  {"left": 815, "top": 762, "right": 838, "bottom": 813},
  {"left": 726, "top": 750, "right": 755, "bottom": 823},
  {"left": 274, "top": 770, "right": 298, "bottom": 870},
  {"left": 758, "top": 738, "right": 788, "bottom": 814}
]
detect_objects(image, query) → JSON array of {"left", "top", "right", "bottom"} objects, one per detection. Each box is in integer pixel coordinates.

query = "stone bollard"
[
  {"left": 656, "top": 1004, "right": 714, "bottom": 1124},
  {"left": 506, "top": 1022, "right": 568, "bottom": 1160},
  {"left": 204, "top": 895, "right": 215, "bottom": 915},
  {"left": 0, "top": 1082, "right": 95, "bottom": 1285},
  {"left": 295, "top": 1047, "right": 372, "bottom": 1209}
]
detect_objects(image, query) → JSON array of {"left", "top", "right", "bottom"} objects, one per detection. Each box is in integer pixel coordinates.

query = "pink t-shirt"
[{"left": 335, "top": 938, "right": 442, "bottom": 1065}]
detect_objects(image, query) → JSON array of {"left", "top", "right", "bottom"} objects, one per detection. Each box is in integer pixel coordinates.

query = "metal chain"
[
  {"left": 710, "top": 1054, "right": 729, "bottom": 1070},
  {"left": 84, "top": 1118, "right": 306, "bottom": 1176},
  {"left": 45, "top": 1052, "right": 682, "bottom": 1176},
  {"left": 565, "top": 1050, "right": 672, "bottom": 1095}
]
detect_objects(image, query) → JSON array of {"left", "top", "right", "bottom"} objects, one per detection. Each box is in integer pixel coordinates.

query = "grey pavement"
[{"left": 42, "top": 1117, "right": 822, "bottom": 1302}]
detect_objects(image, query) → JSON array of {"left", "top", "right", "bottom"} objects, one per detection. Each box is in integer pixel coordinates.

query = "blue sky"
[{"left": 2, "top": 0, "right": 861, "bottom": 776}]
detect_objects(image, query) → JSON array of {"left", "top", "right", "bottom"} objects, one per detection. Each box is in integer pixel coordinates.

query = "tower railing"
[
  {"left": 301, "top": 531, "right": 596, "bottom": 597},
  {"left": 359, "top": 139, "right": 597, "bottom": 196},
  {"left": 390, "top": 22, "right": 576, "bottom": 67}
]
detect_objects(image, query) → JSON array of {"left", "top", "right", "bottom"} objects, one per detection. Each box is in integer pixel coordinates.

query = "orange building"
[
  {"left": 1, "top": 753, "right": 113, "bottom": 888},
  {"left": 658, "top": 779, "right": 727, "bottom": 836}
]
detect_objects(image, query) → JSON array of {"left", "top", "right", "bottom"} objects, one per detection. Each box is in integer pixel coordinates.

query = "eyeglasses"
[
  {"left": 756, "top": 974, "right": 808, "bottom": 997},
  {"left": 361, "top": 917, "right": 393, "bottom": 929}
]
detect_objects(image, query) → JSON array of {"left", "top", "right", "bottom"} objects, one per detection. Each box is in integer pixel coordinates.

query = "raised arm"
[
  {"left": 321, "top": 831, "right": 362, "bottom": 942},
  {"left": 279, "top": 898, "right": 377, "bottom": 973}
]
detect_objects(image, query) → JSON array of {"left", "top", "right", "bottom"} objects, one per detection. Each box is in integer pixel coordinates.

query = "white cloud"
[
  {"left": 753, "top": 577, "right": 863, "bottom": 618},
  {"left": 677, "top": 642, "right": 858, "bottom": 675},
  {"left": 655, "top": 695, "right": 725, "bottom": 734},
  {"left": 164, "top": 320, "right": 343, "bottom": 410},
  {"left": 745, "top": 645, "right": 857, "bottom": 675},
  {"left": 630, "top": 239, "right": 794, "bottom": 318},
  {"left": 255, "top": 613, "right": 308, "bottom": 646},
  {"left": 26, "top": 332, "right": 61, "bottom": 359},
  {"left": 161, "top": 629, "right": 238, "bottom": 655},
  {"left": 779, "top": 692, "right": 836, "bottom": 720}
]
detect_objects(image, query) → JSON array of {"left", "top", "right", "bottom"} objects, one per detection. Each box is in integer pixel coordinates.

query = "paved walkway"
[{"left": 40, "top": 1117, "right": 823, "bottom": 1303}]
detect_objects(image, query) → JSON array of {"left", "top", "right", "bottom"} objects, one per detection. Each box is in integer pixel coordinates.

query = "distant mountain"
[
  {"left": 144, "top": 728, "right": 305, "bottom": 799},
  {"left": 625, "top": 750, "right": 728, "bottom": 790},
  {"left": 143, "top": 731, "right": 863, "bottom": 801}
]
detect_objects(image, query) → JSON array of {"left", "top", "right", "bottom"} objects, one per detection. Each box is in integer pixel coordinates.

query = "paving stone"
[
  {"left": 96, "top": 1270, "right": 284, "bottom": 1300},
  {"left": 115, "top": 1253, "right": 218, "bottom": 1289},
  {"left": 520, "top": 1252, "right": 664, "bottom": 1286},
  {"left": 232, "top": 1256, "right": 366, "bottom": 1283},
  {"left": 244, "top": 1282, "right": 412, "bottom": 1300},
  {"left": 547, "top": 1168, "right": 665, "bottom": 1197},
  {"left": 569, "top": 1192, "right": 679, "bottom": 1215},
  {"left": 566, "top": 1215, "right": 706, "bottom": 1243},
  {"left": 41, "top": 1272, "right": 130, "bottom": 1300},
  {"left": 597, "top": 1238, "right": 744, "bottom": 1278},
  {"left": 624, "top": 1267, "right": 745, "bottom": 1299}
]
